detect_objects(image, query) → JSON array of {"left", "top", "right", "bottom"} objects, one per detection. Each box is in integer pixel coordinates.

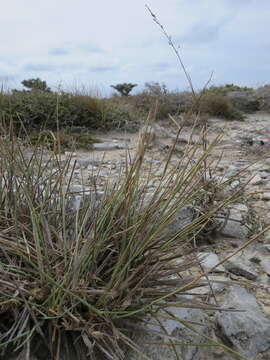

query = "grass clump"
[{"left": 0, "top": 114, "right": 244, "bottom": 360}]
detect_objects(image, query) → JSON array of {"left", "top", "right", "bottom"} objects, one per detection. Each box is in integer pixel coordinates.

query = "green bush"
[
  {"left": 207, "top": 83, "right": 253, "bottom": 94},
  {"left": 0, "top": 91, "right": 135, "bottom": 133}
]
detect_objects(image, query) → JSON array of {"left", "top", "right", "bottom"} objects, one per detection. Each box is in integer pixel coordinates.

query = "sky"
[{"left": 0, "top": 0, "right": 270, "bottom": 95}]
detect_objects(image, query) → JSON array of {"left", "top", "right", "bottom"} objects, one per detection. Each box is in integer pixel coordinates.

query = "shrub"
[
  {"left": 199, "top": 90, "right": 244, "bottom": 120},
  {"left": 207, "top": 83, "right": 253, "bottom": 94},
  {"left": 131, "top": 83, "right": 193, "bottom": 120},
  {"left": 227, "top": 91, "right": 260, "bottom": 113},
  {"left": 0, "top": 91, "right": 135, "bottom": 133},
  {"left": 256, "top": 84, "right": 270, "bottom": 111},
  {"left": 195, "top": 84, "right": 261, "bottom": 116}
]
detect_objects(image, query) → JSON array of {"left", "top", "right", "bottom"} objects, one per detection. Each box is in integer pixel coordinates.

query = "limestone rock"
[
  {"left": 224, "top": 253, "right": 258, "bottom": 280},
  {"left": 218, "top": 207, "right": 249, "bottom": 239},
  {"left": 128, "top": 306, "right": 210, "bottom": 360},
  {"left": 160, "top": 207, "right": 194, "bottom": 238},
  {"left": 261, "top": 192, "right": 270, "bottom": 201},
  {"left": 93, "top": 142, "right": 124, "bottom": 151},
  {"left": 250, "top": 174, "right": 264, "bottom": 185},
  {"left": 261, "top": 259, "right": 270, "bottom": 276},
  {"left": 216, "top": 286, "right": 270, "bottom": 359},
  {"left": 198, "top": 252, "right": 225, "bottom": 273}
]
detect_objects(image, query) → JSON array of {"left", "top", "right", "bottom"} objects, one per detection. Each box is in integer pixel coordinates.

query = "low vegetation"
[
  {"left": 0, "top": 114, "right": 246, "bottom": 359},
  {"left": 0, "top": 82, "right": 138, "bottom": 136},
  {"left": 0, "top": 78, "right": 268, "bottom": 145}
]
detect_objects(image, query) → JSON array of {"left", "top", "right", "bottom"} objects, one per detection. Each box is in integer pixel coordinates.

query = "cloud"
[
  {"left": 1, "top": 0, "right": 270, "bottom": 92},
  {"left": 23, "top": 63, "right": 55, "bottom": 72},
  {"left": 147, "top": 62, "right": 171, "bottom": 71},
  {"left": 79, "top": 44, "right": 104, "bottom": 54},
  {"left": 177, "top": 22, "right": 223, "bottom": 45},
  {"left": 89, "top": 66, "right": 118, "bottom": 72},
  {"left": 49, "top": 47, "right": 69, "bottom": 56},
  {"left": 0, "top": 74, "right": 15, "bottom": 81}
]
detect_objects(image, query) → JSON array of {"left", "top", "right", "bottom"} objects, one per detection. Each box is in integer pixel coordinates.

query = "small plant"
[{"left": 111, "top": 83, "right": 137, "bottom": 96}]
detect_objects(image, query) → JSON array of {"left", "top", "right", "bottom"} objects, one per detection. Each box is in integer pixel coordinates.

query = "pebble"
[
  {"left": 93, "top": 143, "right": 124, "bottom": 151},
  {"left": 224, "top": 254, "right": 258, "bottom": 280},
  {"left": 250, "top": 174, "right": 264, "bottom": 185},
  {"left": 261, "top": 259, "right": 270, "bottom": 276},
  {"left": 261, "top": 192, "right": 270, "bottom": 200},
  {"left": 198, "top": 252, "right": 225, "bottom": 273}
]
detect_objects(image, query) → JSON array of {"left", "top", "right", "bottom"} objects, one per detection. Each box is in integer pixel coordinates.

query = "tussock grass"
[{"left": 0, "top": 112, "right": 247, "bottom": 360}]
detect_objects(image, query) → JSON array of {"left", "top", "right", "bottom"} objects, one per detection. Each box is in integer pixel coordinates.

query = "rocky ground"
[{"left": 43, "top": 112, "right": 270, "bottom": 360}]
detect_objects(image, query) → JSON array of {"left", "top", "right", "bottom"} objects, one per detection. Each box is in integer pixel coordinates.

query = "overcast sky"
[{"left": 1, "top": 0, "right": 269, "bottom": 94}]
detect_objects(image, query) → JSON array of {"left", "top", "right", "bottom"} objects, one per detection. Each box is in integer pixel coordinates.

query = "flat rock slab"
[
  {"left": 261, "top": 259, "right": 270, "bottom": 276},
  {"left": 219, "top": 208, "right": 249, "bottom": 239},
  {"left": 224, "top": 253, "right": 258, "bottom": 280},
  {"left": 93, "top": 143, "right": 125, "bottom": 151},
  {"left": 129, "top": 306, "right": 210, "bottom": 360},
  {"left": 159, "top": 207, "right": 194, "bottom": 239},
  {"left": 198, "top": 252, "right": 225, "bottom": 273},
  {"left": 216, "top": 286, "right": 270, "bottom": 359},
  {"left": 261, "top": 192, "right": 270, "bottom": 201}
]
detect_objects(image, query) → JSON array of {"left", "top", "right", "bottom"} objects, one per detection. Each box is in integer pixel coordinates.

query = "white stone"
[
  {"left": 261, "top": 259, "right": 270, "bottom": 276},
  {"left": 250, "top": 174, "right": 263, "bottom": 185},
  {"left": 261, "top": 192, "right": 270, "bottom": 200},
  {"left": 224, "top": 254, "right": 258, "bottom": 280},
  {"left": 217, "top": 286, "right": 270, "bottom": 359},
  {"left": 231, "top": 203, "right": 248, "bottom": 213},
  {"left": 93, "top": 143, "right": 124, "bottom": 150},
  {"left": 198, "top": 252, "right": 225, "bottom": 273}
]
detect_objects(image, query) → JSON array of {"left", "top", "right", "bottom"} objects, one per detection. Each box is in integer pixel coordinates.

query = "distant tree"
[
  {"left": 21, "top": 78, "right": 51, "bottom": 92},
  {"left": 110, "top": 83, "right": 137, "bottom": 96}
]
